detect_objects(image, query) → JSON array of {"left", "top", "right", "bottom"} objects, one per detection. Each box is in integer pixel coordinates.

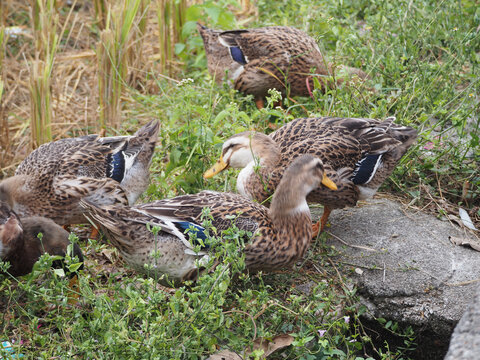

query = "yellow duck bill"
[
  {"left": 203, "top": 156, "right": 228, "bottom": 179},
  {"left": 321, "top": 174, "right": 338, "bottom": 190}
]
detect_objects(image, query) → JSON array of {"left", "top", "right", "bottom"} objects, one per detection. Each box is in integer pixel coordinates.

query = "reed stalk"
[
  {"left": 93, "top": 0, "right": 108, "bottom": 30},
  {"left": 28, "top": 0, "right": 60, "bottom": 149},
  {"left": 157, "top": 0, "right": 186, "bottom": 76},
  {"left": 0, "top": 25, "right": 6, "bottom": 165},
  {"left": 127, "top": 0, "right": 151, "bottom": 87},
  {"left": 97, "top": 0, "right": 142, "bottom": 130}
]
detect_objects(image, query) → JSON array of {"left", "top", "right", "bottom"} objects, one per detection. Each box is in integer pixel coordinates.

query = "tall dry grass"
[
  {"left": 93, "top": 0, "right": 108, "bottom": 30},
  {"left": 0, "top": 26, "right": 6, "bottom": 158},
  {"left": 1, "top": 0, "right": 192, "bottom": 173},
  {"left": 0, "top": 3, "right": 7, "bottom": 160},
  {"left": 97, "top": 0, "right": 144, "bottom": 130},
  {"left": 28, "top": 0, "right": 60, "bottom": 148},
  {"left": 127, "top": 0, "right": 151, "bottom": 88},
  {"left": 157, "top": 0, "right": 186, "bottom": 76}
]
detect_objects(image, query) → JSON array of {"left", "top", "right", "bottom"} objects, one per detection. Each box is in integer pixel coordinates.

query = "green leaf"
[
  {"left": 53, "top": 268, "right": 65, "bottom": 277},
  {"left": 204, "top": 5, "right": 221, "bottom": 24},
  {"left": 174, "top": 43, "right": 186, "bottom": 55},
  {"left": 68, "top": 262, "right": 83, "bottom": 272}
]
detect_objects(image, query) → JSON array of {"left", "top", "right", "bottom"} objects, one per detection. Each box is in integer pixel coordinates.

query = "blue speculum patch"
[
  {"left": 107, "top": 152, "right": 125, "bottom": 183},
  {"left": 230, "top": 46, "right": 247, "bottom": 65},
  {"left": 175, "top": 221, "right": 208, "bottom": 244}
]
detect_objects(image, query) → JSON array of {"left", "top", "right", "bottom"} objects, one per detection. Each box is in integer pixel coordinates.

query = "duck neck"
[
  {"left": 236, "top": 138, "right": 281, "bottom": 199},
  {"left": 268, "top": 180, "right": 312, "bottom": 255},
  {"left": 0, "top": 175, "right": 28, "bottom": 210},
  {"left": 269, "top": 181, "right": 311, "bottom": 226},
  {"left": 0, "top": 177, "right": 14, "bottom": 208}
]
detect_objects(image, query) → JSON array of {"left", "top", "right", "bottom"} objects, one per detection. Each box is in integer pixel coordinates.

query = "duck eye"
[
  {"left": 225, "top": 143, "right": 236, "bottom": 152},
  {"left": 315, "top": 162, "right": 323, "bottom": 169},
  {"left": 222, "top": 144, "right": 232, "bottom": 155}
]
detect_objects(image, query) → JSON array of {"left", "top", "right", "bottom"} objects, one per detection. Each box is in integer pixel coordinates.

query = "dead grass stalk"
[
  {"left": 97, "top": 0, "right": 142, "bottom": 130},
  {"left": 157, "top": 0, "right": 186, "bottom": 76}
]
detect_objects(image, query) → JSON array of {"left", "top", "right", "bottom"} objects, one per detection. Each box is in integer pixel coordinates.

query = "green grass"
[{"left": 1, "top": 0, "right": 479, "bottom": 358}]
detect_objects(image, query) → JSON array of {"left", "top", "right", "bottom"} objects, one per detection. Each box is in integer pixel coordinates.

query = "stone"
[
  {"left": 311, "top": 197, "right": 480, "bottom": 360},
  {"left": 444, "top": 285, "right": 480, "bottom": 359}
]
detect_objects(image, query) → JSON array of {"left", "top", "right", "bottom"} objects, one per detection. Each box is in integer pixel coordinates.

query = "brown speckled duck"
[
  {"left": 204, "top": 116, "right": 417, "bottom": 233},
  {"left": 0, "top": 120, "right": 159, "bottom": 226},
  {"left": 81, "top": 155, "right": 334, "bottom": 283},
  {"left": 0, "top": 201, "right": 83, "bottom": 277},
  {"left": 197, "top": 23, "right": 368, "bottom": 108}
]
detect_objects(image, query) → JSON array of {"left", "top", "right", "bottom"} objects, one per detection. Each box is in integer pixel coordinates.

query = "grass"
[
  {"left": 97, "top": 0, "right": 143, "bottom": 130},
  {"left": 157, "top": 0, "right": 187, "bottom": 76},
  {"left": 0, "top": 0, "right": 479, "bottom": 358},
  {"left": 29, "top": 0, "right": 59, "bottom": 148}
]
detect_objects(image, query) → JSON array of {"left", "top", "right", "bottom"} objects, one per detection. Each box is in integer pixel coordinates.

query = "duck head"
[{"left": 0, "top": 201, "right": 23, "bottom": 258}]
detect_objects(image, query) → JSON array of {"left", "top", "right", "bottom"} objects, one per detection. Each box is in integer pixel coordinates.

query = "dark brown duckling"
[{"left": 0, "top": 202, "right": 83, "bottom": 277}]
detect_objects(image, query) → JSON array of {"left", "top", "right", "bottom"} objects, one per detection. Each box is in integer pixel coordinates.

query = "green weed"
[{"left": 2, "top": 0, "right": 479, "bottom": 358}]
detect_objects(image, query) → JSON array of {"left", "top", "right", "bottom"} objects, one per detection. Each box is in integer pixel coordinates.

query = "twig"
[
  {"left": 328, "top": 258, "right": 346, "bottom": 290},
  {"left": 223, "top": 309, "right": 257, "bottom": 341},
  {"left": 382, "top": 261, "right": 386, "bottom": 282},
  {"left": 327, "top": 231, "right": 378, "bottom": 252},
  {"left": 446, "top": 278, "right": 480, "bottom": 287}
]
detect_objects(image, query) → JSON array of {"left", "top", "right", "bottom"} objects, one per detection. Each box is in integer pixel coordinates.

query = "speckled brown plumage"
[
  {"left": 206, "top": 116, "right": 417, "bottom": 218},
  {"left": 0, "top": 201, "right": 84, "bottom": 277},
  {"left": 81, "top": 155, "right": 325, "bottom": 283},
  {"left": 197, "top": 23, "right": 368, "bottom": 104},
  {"left": 0, "top": 121, "right": 159, "bottom": 225}
]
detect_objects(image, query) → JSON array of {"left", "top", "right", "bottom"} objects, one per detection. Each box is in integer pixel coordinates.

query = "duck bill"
[
  {"left": 203, "top": 156, "right": 229, "bottom": 179},
  {"left": 321, "top": 174, "right": 338, "bottom": 190}
]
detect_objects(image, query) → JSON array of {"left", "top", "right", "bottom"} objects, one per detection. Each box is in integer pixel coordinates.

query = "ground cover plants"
[{"left": 0, "top": 0, "right": 479, "bottom": 358}]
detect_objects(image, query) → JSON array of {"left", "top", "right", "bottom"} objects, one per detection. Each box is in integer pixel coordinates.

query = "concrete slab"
[
  {"left": 311, "top": 197, "right": 480, "bottom": 359},
  {"left": 445, "top": 285, "right": 480, "bottom": 359}
]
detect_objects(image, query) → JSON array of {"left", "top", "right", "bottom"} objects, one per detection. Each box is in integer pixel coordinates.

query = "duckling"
[
  {"left": 197, "top": 23, "right": 368, "bottom": 108},
  {"left": 81, "top": 155, "right": 335, "bottom": 283},
  {"left": 0, "top": 201, "right": 83, "bottom": 277},
  {"left": 204, "top": 116, "right": 417, "bottom": 233},
  {"left": 0, "top": 120, "right": 159, "bottom": 226}
]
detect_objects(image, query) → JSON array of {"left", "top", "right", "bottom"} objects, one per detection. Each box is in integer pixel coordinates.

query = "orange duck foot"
[
  {"left": 89, "top": 226, "right": 99, "bottom": 239},
  {"left": 255, "top": 98, "right": 265, "bottom": 109},
  {"left": 67, "top": 274, "right": 81, "bottom": 305},
  {"left": 312, "top": 207, "right": 333, "bottom": 239},
  {"left": 312, "top": 221, "right": 321, "bottom": 239}
]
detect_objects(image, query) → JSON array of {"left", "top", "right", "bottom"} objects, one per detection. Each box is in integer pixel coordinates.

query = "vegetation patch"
[{"left": 1, "top": 0, "right": 478, "bottom": 358}]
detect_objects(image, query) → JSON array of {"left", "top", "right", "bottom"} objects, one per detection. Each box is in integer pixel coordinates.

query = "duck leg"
[
  {"left": 67, "top": 274, "right": 81, "bottom": 305},
  {"left": 311, "top": 206, "right": 332, "bottom": 238},
  {"left": 255, "top": 98, "right": 264, "bottom": 109},
  {"left": 89, "top": 226, "right": 99, "bottom": 239},
  {"left": 63, "top": 224, "right": 98, "bottom": 239}
]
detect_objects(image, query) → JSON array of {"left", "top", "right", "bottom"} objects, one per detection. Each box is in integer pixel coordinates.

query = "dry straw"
[
  {"left": 0, "top": 26, "right": 6, "bottom": 154},
  {"left": 0, "top": 2, "right": 8, "bottom": 159},
  {"left": 157, "top": 0, "right": 186, "bottom": 76},
  {"left": 97, "top": 0, "right": 144, "bottom": 130},
  {"left": 127, "top": 0, "right": 151, "bottom": 88},
  {"left": 28, "top": 0, "right": 60, "bottom": 149}
]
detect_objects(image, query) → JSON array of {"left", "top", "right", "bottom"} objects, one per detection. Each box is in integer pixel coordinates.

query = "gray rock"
[
  {"left": 311, "top": 197, "right": 480, "bottom": 359},
  {"left": 444, "top": 285, "right": 480, "bottom": 359}
]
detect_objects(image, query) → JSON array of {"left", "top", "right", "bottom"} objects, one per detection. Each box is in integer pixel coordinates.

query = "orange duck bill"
[{"left": 203, "top": 156, "right": 229, "bottom": 179}]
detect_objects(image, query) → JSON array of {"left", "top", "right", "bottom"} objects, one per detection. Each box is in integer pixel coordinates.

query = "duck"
[
  {"left": 204, "top": 116, "right": 418, "bottom": 234},
  {"left": 0, "top": 201, "right": 84, "bottom": 277},
  {"left": 81, "top": 155, "right": 335, "bottom": 284},
  {"left": 0, "top": 120, "right": 159, "bottom": 226},
  {"left": 197, "top": 23, "right": 368, "bottom": 109}
]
